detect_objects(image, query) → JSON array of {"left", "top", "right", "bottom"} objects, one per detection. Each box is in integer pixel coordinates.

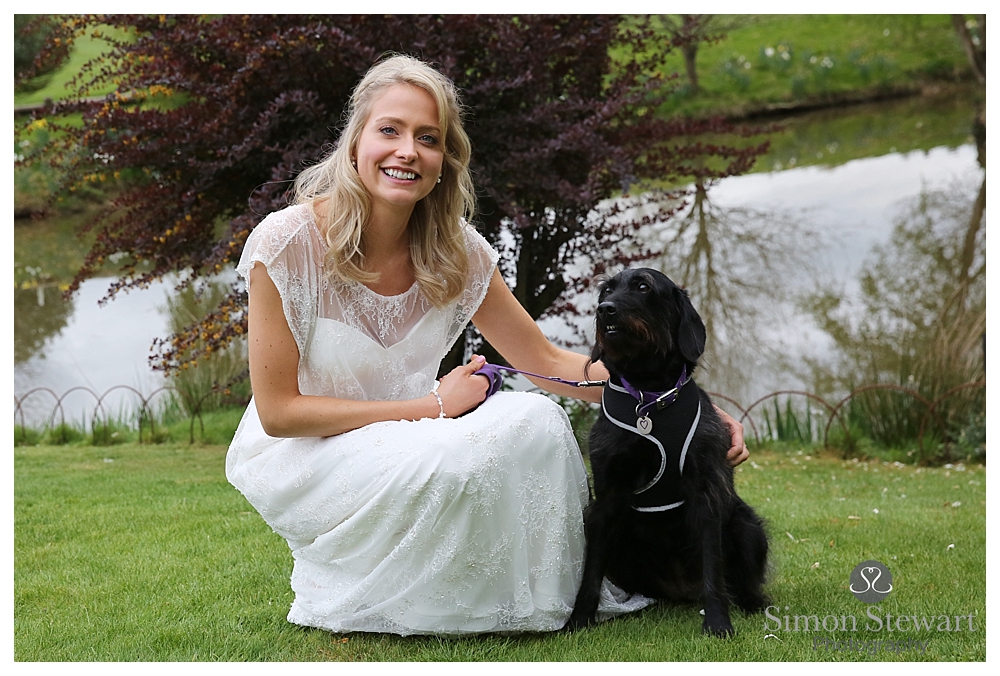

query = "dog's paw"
[
  {"left": 735, "top": 594, "right": 771, "bottom": 615},
  {"left": 565, "top": 611, "right": 597, "bottom": 632},
  {"left": 702, "top": 618, "right": 735, "bottom": 637}
]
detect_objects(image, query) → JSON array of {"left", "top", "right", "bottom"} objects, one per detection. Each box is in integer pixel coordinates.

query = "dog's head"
[{"left": 590, "top": 269, "right": 706, "bottom": 386}]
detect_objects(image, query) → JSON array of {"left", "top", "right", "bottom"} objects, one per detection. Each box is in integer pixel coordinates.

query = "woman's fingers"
[
  {"left": 714, "top": 404, "right": 750, "bottom": 467},
  {"left": 437, "top": 355, "right": 490, "bottom": 416}
]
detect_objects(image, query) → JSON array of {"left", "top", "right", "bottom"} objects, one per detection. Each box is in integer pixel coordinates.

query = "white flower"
[
  {"left": 765, "top": 47, "right": 775, "bottom": 57},
  {"left": 883, "top": 29, "right": 891, "bottom": 36}
]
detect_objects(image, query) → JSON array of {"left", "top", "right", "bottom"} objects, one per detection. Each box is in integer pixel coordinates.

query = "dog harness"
[{"left": 601, "top": 374, "right": 702, "bottom": 512}]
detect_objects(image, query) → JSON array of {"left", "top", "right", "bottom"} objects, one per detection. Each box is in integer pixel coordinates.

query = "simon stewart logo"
[{"left": 849, "top": 560, "right": 893, "bottom": 604}]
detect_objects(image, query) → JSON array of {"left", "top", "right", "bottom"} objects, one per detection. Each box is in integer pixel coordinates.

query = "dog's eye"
[{"left": 637, "top": 282, "right": 650, "bottom": 292}]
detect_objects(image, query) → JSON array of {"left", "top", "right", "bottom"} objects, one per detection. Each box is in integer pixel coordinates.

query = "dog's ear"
[
  {"left": 676, "top": 287, "right": 706, "bottom": 363},
  {"left": 590, "top": 340, "right": 604, "bottom": 367}
]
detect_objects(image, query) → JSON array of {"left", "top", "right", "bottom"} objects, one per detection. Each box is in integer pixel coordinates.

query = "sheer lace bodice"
[{"left": 235, "top": 203, "right": 498, "bottom": 402}]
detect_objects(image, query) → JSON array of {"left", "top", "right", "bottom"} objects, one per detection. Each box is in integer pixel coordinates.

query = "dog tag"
[{"left": 636, "top": 415, "right": 653, "bottom": 435}]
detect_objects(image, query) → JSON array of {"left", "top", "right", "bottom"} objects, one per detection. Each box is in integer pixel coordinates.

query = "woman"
[{"left": 227, "top": 54, "right": 748, "bottom": 635}]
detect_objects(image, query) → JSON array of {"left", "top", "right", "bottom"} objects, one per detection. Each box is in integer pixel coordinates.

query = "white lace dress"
[{"left": 226, "top": 204, "right": 651, "bottom": 635}]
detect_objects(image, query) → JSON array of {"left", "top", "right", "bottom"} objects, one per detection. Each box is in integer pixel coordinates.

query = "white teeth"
[{"left": 383, "top": 168, "right": 417, "bottom": 180}]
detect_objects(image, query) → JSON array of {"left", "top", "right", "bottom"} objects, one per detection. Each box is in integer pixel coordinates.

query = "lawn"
[
  {"left": 650, "top": 14, "right": 974, "bottom": 118},
  {"left": 14, "top": 443, "right": 986, "bottom": 661}
]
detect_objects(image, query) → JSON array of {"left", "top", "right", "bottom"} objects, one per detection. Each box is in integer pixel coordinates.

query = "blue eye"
[
  {"left": 419, "top": 134, "right": 439, "bottom": 145},
  {"left": 379, "top": 126, "right": 397, "bottom": 135}
]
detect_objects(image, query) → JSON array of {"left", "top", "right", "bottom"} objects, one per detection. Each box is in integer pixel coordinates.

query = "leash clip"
[
  {"left": 577, "top": 380, "right": 608, "bottom": 388},
  {"left": 653, "top": 387, "right": 680, "bottom": 410}
]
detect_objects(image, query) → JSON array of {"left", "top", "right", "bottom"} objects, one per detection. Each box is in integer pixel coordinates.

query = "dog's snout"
[{"left": 597, "top": 301, "right": 617, "bottom": 318}]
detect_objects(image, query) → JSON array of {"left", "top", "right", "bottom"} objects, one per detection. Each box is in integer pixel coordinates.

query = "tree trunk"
[
  {"left": 951, "top": 14, "right": 985, "bottom": 85},
  {"left": 682, "top": 43, "right": 700, "bottom": 93}
]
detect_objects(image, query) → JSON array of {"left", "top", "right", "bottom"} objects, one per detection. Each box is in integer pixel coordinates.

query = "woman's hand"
[
  {"left": 714, "top": 405, "right": 749, "bottom": 467},
  {"left": 435, "top": 354, "right": 490, "bottom": 417}
]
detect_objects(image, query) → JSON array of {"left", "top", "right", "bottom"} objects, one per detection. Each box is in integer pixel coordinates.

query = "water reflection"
[
  {"left": 645, "top": 181, "right": 823, "bottom": 400},
  {"left": 14, "top": 285, "right": 74, "bottom": 364},
  {"left": 541, "top": 143, "right": 980, "bottom": 409},
  {"left": 803, "top": 136, "right": 985, "bottom": 441},
  {"left": 14, "top": 277, "right": 173, "bottom": 427}
]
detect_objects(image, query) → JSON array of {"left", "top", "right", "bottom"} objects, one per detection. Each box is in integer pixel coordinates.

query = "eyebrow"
[{"left": 373, "top": 116, "right": 441, "bottom": 134}]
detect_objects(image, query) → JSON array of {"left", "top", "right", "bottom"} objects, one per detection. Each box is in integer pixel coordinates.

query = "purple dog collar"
[{"left": 620, "top": 366, "right": 690, "bottom": 419}]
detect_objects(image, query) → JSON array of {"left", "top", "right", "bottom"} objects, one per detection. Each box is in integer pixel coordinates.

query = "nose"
[
  {"left": 395, "top": 135, "right": 418, "bottom": 161},
  {"left": 597, "top": 301, "right": 617, "bottom": 319}
]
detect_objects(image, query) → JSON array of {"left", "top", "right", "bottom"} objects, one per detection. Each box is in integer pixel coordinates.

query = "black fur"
[{"left": 567, "top": 269, "right": 769, "bottom": 636}]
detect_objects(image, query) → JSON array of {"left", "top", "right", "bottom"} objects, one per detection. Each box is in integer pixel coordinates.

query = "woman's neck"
[
  {"left": 362, "top": 205, "right": 416, "bottom": 295},
  {"left": 311, "top": 197, "right": 417, "bottom": 295}
]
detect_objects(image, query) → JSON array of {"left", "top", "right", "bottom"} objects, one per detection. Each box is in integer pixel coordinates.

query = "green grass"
[
  {"left": 651, "top": 15, "right": 974, "bottom": 119},
  {"left": 15, "top": 23, "right": 126, "bottom": 107},
  {"left": 14, "top": 444, "right": 985, "bottom": 661},
  {"left": 14, "top": 405, "right": 250, "bottom": 448}
]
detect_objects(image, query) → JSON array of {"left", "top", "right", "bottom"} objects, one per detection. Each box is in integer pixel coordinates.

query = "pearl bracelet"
[{"left": 430, "top": 381, "right": 446, "bottom": 419}]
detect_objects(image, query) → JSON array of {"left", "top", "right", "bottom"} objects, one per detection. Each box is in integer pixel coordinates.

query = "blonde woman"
[{"left": 226, "top": 54, "right": 748, "bottom": 635}]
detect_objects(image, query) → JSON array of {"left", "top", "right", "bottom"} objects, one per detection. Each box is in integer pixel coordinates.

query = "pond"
[{"left": 14, "top": 89, "right": 985, "bottom": 429}]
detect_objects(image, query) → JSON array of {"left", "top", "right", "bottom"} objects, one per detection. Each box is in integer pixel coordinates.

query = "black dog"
[{"left": 567, "top": 268, "right": 769, "bottom": 636}]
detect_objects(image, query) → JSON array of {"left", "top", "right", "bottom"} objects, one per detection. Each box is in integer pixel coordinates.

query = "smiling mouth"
[
  {"left": 603, "top": 323, "right": 620, "bottom": 335},
  {"left": 382, "top": 167, "right": 419, "bottom": 181}
]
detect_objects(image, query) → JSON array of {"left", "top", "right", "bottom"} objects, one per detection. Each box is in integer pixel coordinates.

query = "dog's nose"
[{"left": 597, "top": 301, "right": 617, "bottom": 318}]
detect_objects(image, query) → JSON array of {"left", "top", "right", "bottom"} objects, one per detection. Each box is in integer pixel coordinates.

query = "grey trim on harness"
[{"left": 603, "top": 380, "right": 702, "bottom": 512}]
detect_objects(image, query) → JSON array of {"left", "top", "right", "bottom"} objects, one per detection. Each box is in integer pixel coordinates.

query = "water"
[
  {"left": 14, "top": 93, "right": 984, "bottom": 427},
  {"left": 539, "top": 143, "right": 981, "bottom": 407},
  {"left": 14, "top": 278, "right": 174, "bottom": 428}
]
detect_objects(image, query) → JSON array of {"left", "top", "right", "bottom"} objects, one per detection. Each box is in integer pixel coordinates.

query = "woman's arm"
[
  {"left": 247, "top": 262, "right": 487, "bottom": 437},
  {"left": 472, "top": 269, "right": 605, "bottom": 403},
  {"left": 472, "top": 268, "right": 749, "bottom": 466}
]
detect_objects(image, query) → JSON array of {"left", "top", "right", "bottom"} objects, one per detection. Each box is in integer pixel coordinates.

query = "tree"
[
  {"left": 655, "top": 15, "right": 749, "bottom": 94},
  {"left": 657, "top": 15, "right": 717, "bottom": 94},
  {"left": 20, "top": 15, "right": 766, "bottom": 375},
  {"left": 951, "top": 14, "right": 985, "bottom": 86}
]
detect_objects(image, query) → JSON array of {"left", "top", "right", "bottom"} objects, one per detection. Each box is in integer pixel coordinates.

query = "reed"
[{"left": 163, "top": 279, "right": 252, "bottom": 418}]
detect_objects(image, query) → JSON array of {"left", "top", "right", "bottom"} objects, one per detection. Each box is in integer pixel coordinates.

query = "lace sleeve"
[
  {"left": 443, "top": 222, "right": 501, "bottom": 354},
  {"left": 235, "top": 205, "right": 320, "bottom": 357}
]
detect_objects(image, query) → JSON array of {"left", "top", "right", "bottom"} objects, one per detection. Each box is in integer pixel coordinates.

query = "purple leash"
[{"left": 474, "top": 362, "right": 606, "bottom": 398}]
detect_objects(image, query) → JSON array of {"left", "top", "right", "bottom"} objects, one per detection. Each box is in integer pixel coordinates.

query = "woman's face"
[{"left": 354, "top": 83, "right": 445, "bottom": 218}]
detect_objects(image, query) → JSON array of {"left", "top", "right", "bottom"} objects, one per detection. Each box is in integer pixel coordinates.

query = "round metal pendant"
[{"left": 636, "top": 415, "right": 653, "bottom": 435}]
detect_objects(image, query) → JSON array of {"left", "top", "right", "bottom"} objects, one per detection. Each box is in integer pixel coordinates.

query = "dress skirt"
[{"left": 226, "top": 391, "right": 651, "bottom": 635}]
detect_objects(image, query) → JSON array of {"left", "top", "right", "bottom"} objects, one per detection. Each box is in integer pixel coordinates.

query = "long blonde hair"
[{"left": 293, "top": 54, "right": 476, "bottom": 307}]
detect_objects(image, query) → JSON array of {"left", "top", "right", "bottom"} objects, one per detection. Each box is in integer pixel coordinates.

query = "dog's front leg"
[
  {"left": 567, "top": 490, "right": 631, "bottom": 631},
  {"left": 694, "top": 502, "right": 735, "bottom": 637}
]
